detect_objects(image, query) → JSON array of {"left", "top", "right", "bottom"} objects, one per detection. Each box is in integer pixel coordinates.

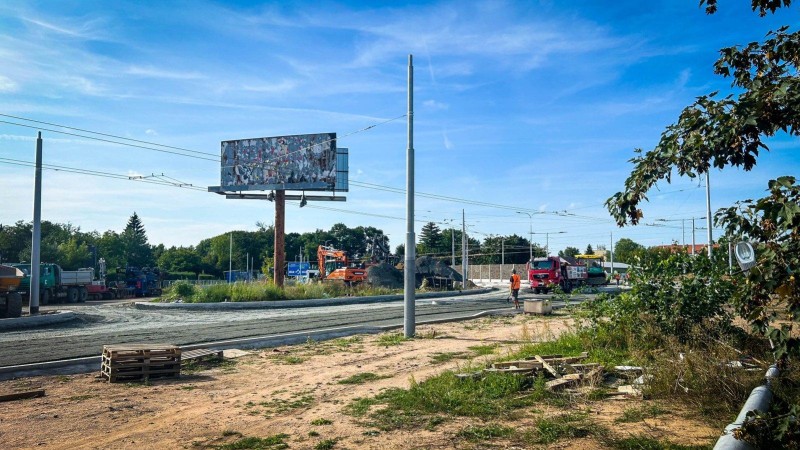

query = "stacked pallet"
[{"left": 101, "top": 344, "right": 181, "bottom": 383}]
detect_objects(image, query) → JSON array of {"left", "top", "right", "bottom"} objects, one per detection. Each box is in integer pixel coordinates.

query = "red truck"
[{"left": 526, "top": 256, "right": 588, "bottom": 294}]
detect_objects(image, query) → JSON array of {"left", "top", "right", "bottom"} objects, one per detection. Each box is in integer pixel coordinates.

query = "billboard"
[{"left": 213, "top": 132, "right": 341, "bottom": 192}]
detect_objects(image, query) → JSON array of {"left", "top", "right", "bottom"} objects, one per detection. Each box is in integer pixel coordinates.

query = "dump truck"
[
  {"left": 0, "top": 264, "right": 24, "bottom": 318},
  {"left": 526, "top": 256, "right": 588, "bottom": 294},
  {"left": 9, "top": 263, "right": 93, "bottom": 304}
]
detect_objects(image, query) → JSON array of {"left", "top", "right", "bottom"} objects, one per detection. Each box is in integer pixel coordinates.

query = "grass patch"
[
  {"left": 311, "top": 418, "right": 333, "bottom": 425},
  {"left": 253, "top": 390, "right": 315, "bottom": 416},
  {"left": 376, "top": 333, "right": 410, "bottom": 347},
  {"left": 343, "top": 397, "right": 381, "bottom": 417},
  {"left": 347, "top": 371, "right": 539, "bottom": 430},
  {"left": 270, "top": 355, "right": 307, "bottom": 365},
  {"left": 608, "top": 436, "right": 711, "bottom": 450},
  {"left": 215, "top": 433, "right": 289, "bottom": 449},
  {"left": 182, "top": 358, "right": 237, "bottom": 374},
  {"left": 308, "top": 430, "right": 320, "bottom": 437},
  {"left": 615, "top": 404, "right": 669, "bottom": 423},
  {"left": 429, "top": 352, "right": 469, "bottom": 364},
  {"left": 332, "top": 335, "right": 363, "bottom": 348},
  {"left": 337, "top": 372, "right": 390, "bottom": 385},
  {"left": 468, "top": 344, "right": 498, "bottom": 356},
  {"left": 314, "top": 438, "right": 338, "bottom": 450},
  {"left": 457, "top": 424, "right": 515, "bottom": 441},
  {"left": 523, "top": 413, "right": 604, "bottom": 445}
]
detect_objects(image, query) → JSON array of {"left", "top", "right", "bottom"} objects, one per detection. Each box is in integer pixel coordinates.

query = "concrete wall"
[{"left": 455, "top": 263, "right": 527, "bottom": 282}]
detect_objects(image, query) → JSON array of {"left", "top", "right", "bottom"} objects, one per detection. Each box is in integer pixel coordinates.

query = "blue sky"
[{"left": 0, "top": 1, "right": 798, "bottom": 256}]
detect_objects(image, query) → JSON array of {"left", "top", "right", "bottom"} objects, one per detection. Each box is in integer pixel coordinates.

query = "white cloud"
[
  {"left": 145, "top": 129, "right": 158, "bottom": 136},
  {"left": 126, "top": 66, "right": 206, "bottom": 80},
  {"left": 0, "top": 75, "right": 18, "bottom": 92},
  {"left": 423, "top": 100, "right": 448, "bottom": 110}
]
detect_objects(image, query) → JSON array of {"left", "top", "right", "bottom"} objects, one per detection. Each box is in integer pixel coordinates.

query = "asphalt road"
[{"left": 1, "top": 289, "right": 596, "bottom": 367}]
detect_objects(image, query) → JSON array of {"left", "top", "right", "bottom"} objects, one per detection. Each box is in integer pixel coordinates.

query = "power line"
[
  {"left": 0, "top": 157, "right": 206, "bottom": 191},
  {"left": 0, "top": 119, "right": 220, "bottom": 162},
  {"left": 0, "top": 113, "right": 219, "bottom": 157}
]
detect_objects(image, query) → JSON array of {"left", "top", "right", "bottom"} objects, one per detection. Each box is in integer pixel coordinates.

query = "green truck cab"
[{"left": 9, "top": 263, "right": 92, "bottom": 305}]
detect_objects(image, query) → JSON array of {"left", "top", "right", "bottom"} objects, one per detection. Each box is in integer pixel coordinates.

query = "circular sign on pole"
[{"left": 734, "top": 242, "right": 756, "bottom": 272}]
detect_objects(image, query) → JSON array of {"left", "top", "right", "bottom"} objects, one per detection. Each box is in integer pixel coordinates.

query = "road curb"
[
  {"left": 133, "top": 288, "right": 494, "bottom": 311},
  {"left": 0, "top": 310, "right": 77, "bottom": 331}
]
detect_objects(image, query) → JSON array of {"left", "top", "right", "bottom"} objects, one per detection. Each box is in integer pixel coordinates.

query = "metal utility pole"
[
  {"left": 275, "top": 190, "right": 286, "bottom": 287},
  {"left": 462, "top": 209, "right": 468, "bottom": 282},
  {"left": 692, "top": 218, "right": 696, "bottom": 256},
  {"left": 30, "top": 132, "right": 43, "bottom": 314},
  {"left": 516, "top": 212, "right": 533, "bottom": 261},
  {"left": 229, "top": 233, "right": 233, "bottom": 282},
  {"left": 403, "top": 54, "right": 416, "bottom": 338},
  {"left": 610, "top": 231, "right": 614, "bottom": 276},
  {"left": 451, "top": 230, "right": 455, "bottom": 266},
  {"left": 705, "top": 171, "right": 713, "bottom": 259}
]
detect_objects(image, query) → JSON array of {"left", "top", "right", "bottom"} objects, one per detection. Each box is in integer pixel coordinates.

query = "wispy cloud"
[{"left": 126, "top": 66, "right": 206, "bottom": 80}]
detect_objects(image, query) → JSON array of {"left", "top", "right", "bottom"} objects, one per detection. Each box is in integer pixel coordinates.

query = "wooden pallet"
[{"left": 101, "top": 344, "right": 181, "bottom": 383}]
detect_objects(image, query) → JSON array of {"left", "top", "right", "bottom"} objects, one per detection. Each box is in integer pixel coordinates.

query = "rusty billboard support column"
[{"left": 275, "top": 190, "right": 285, "bottom": 288}]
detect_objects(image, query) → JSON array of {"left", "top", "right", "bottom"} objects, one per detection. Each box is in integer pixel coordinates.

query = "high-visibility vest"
[{"left": 511, "top": 274, "right": 521, "bottom": 290}]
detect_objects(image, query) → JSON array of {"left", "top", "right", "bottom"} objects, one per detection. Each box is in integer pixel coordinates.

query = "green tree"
[
  {"left": 158, "top": 246, "right": 203, "bottom": 274},
  {"left": 57, "top": 238, "right": 91, "bottom": 270},
  {"left": 605, "top": 0, "right": 800, "bottom": 410},
  {"left": 559, "top": 246, "right": 580, "bottom": 259},
  {"left": 121, "top": 212, "right": 153, "bottom": 267},
  {"left": 419, "top": 222, "right": 443, "bottom": 256},
  {"left": 613, "top": 238, "right": 645, "bottom": 264},
  {"left": 584, "top": 244, "right": 594, "bottom": 255}
]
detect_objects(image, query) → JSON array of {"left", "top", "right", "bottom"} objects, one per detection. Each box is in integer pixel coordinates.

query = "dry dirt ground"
[{"left": 0, "top": 314, "right": 720, "bottom": 449}]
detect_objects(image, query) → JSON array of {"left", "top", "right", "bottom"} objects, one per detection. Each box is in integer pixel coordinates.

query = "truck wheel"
[
  {"left": 67, "top": 287, "right": 79, "bottom": 303},
  {"left": 78, "top": 287, "right": 88, "bottom": 303},
  {"left": 6, "top": 292, "right": 22, "bottom": 318},
  {"left": 41, "top": 289, "right": 50, "bottom": 305}
]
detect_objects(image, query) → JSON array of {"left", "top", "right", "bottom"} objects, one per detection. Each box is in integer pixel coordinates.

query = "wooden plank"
[
  {"left": 0, "top": 390, "right": 45, "bottom": 402},
  {"left": 545, "top": 373, "right": 582, "bottom": 391},
  {"left": 491, "top": 360, "right": 543, "bottom": 370},
  {"left": 535, "top": 355, "right": 560, "bottom": 378}
]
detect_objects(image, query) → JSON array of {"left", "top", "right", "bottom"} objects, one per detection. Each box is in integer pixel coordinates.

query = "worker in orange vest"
[{"left": 510, "top": 269, "right": 521, "bottom": 309}]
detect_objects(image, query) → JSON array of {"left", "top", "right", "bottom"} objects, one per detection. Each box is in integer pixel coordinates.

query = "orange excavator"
[{"left": 317, "top": 245, "right": 368, "bottom": 285}]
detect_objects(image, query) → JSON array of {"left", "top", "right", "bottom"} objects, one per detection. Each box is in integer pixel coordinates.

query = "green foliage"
[
  {"left": 608, "top": 436, "right": 710, "bottom": 450},
  {"left": 615, "top": 404, "right": 668, "bottom": 423},
  {"left": 310, "top": 418, "right": 333, "bottom": 425},
  {"left": 337, "top": 372, "right": 390, "bottom": 385},
  {"left": 587, "top": 251, "right": 736, "bottom": 342},
  {"left": 717, "top": 176, "right": 800, "bottom": 362},
  {"left": 313, "top": 439, "right": 338, "bottom": 450},
  {"left": 214, "top": 433, "right": 289, "bottom": 449},
  {"left": 559, "top": 246, "right": 580, "bottom": 259},
  {"left": 122, "top": 212, "right": 152, "bottom": 267},
  {"left": 613, "top": 238, "right": 645, "bottom": 264},
  {"left": 349, "top": 371, "right": 536, "bottom": 430},
  {"left": 376, "top": 333, "right": 409, "bottom": 347},
  {"left": 524, "top": 413, "right": 601, "bottom": 445},
  {"left": 166, "top": 281, "right": 196, "bottom": 299}
]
